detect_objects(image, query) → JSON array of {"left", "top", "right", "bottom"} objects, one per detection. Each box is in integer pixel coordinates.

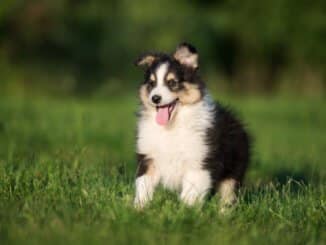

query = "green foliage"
[
  {"left": 0, "top": 95, "right": 325, "bottom": 244},
  {"left": 0, "top": 0, "right": 326, "bottom": 94}
]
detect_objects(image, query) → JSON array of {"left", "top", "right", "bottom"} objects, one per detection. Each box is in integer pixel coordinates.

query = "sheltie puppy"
[{"left": 134, "top": 43, "right": 250, "bottom": 211}]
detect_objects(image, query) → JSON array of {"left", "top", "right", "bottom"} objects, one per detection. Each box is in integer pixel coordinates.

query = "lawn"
[{"left": 0, "top": 94, "right": 325, "bottom": 244}]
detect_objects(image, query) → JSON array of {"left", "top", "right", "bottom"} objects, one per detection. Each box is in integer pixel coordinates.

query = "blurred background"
[{"left": 1, "top": 0, "right": 326, "bottom": 97}]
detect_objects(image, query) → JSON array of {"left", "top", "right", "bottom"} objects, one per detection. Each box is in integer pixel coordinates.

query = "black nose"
[{"left": 152, "top": 95, "right": 161, "bottom": 104}]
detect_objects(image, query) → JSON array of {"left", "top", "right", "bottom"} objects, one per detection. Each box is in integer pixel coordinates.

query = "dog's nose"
[{"left": 152, "top": 95, "right": 162, "bottom": 104}]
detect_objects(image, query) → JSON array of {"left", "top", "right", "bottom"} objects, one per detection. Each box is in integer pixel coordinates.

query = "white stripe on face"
[
  {"left": 155, "top": 62, "right": 169, "bottom": 86},
  {"left": 150, "top": 62, "right": 177, "bottom": 105}
]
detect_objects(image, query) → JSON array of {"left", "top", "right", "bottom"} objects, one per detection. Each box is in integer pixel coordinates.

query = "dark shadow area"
[
  {"left": 270, "top": 168, "right": 309, "bottom": 186},
  {"left": 239, "top": 166, "right": 324, "bottom": 206}
]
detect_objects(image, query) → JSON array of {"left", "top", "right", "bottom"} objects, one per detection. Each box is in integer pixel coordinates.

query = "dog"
[{"left": 134, "top": 43, "right": 250, "bottom": 211}]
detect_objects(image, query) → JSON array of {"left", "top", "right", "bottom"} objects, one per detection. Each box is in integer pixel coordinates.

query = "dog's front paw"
[
  {"left": 180, "top": 192, "right": 198, "bottom": 206},
  {"left": 134, "top": 175, "right": 155, "bottom": 210},
  {"left": 133, "top": 196, "right": 148, "bottom": 210}
]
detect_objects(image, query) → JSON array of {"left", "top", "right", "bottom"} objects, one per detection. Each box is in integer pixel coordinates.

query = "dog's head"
[{"left": 135, "top": 43, "right": 205, "bottom": 126}]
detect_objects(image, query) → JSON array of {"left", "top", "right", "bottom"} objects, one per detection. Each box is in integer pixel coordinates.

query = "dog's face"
[{"left": 135, "top": 43, "right": 204, "bottom": 126}]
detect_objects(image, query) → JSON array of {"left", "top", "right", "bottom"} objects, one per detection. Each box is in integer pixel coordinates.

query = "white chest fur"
[{"left": 137, "top": 96, "right": 215, "bottom": 190}]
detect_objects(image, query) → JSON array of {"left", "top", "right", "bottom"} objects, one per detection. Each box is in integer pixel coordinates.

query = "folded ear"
[
  {"left": 173, "top": 43, "right": 198, "bottom": 69},
  {"left": 135, "top": 53, "right": 157, "bottom": 67}
]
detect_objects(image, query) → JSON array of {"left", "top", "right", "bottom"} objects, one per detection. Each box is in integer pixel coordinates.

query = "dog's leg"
[
  {"left": 134, "top": 155, "right": 159, "bottom": 209},
  {"left": 180, "top": 170, "right": 211, "bottom": 206},
  {"left": 218, "top": 178, "right": 238, "bottom": 213}
]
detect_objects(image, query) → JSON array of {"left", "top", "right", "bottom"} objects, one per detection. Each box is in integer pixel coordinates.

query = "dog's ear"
[
  {"left": 135, "top": 53, "right": 157, "bottom": 68},
  {"left": 173, "top": 43, "right": 198, "bottom": 69}
]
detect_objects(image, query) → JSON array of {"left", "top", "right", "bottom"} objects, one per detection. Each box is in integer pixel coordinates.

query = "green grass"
[{"left": 0, "top": 94, "right": 325, "bottom": 245}]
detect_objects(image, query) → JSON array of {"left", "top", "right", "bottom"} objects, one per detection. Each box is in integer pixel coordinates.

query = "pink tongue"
[{"left": 156, "top": 107, "right": 170, "bottom": 126}]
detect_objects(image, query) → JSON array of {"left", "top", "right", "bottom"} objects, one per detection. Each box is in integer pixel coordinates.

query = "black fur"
[
  {"left": 136, "top": 153, "right": 149, "bottom": 177},
  {"left": 204, "top": 103, "right": 251, "bottom": 188}
]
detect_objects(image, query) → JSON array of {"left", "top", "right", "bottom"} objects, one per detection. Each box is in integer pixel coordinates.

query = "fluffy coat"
[{"left": 134, "top": 43, "right": 250, "bottom": 210}]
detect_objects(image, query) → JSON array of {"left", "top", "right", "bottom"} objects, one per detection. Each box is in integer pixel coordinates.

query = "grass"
[{"left": 0, "top": 94, "right": 325, "bottom": 244}]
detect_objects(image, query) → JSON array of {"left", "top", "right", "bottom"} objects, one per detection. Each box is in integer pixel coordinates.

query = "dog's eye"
[
  {"left": 148, "top": 80, "right": 155, "bottom": 87},
  {"left": 167, "top": 79, "right": 178, "bottom": 88}
]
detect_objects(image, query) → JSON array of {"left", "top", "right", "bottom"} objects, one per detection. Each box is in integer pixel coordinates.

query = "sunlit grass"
[{"left": 0, "top": 95, "right": 325, "bottom": 244}]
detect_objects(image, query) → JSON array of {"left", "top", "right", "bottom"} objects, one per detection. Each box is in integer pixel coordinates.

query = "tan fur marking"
[
  {"left": 166, "top": 73, "right": 176, "bottom": 81},
  {"left": 174, "top": 47, "right": 198, "bottom": 68},
  {"left": 218, "top": 179, "right": 237, "bottom": 212},
  {"left": 139, "top": 85, "right": 151, "bottom": 109},
  {"left": 178, "top": 82, "right": 202, "bottom": 105},
  {"left": 138, "top": 55, "right": 156, "bottom": 66},
  {"left": 145, "top": 159, "right": 156, "bottom": 177},
  {"left": 150, "top": 74, "right": 155, "bottom": 81}
]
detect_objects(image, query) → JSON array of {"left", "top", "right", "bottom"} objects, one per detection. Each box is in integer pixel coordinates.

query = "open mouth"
[{"left": 155, "top": 99, "right": 178, "bottom": 126}]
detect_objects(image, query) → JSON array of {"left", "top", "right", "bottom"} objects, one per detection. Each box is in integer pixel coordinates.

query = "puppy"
[{"left": 134, "top": 43, "right": 250, "bottom": 211}]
